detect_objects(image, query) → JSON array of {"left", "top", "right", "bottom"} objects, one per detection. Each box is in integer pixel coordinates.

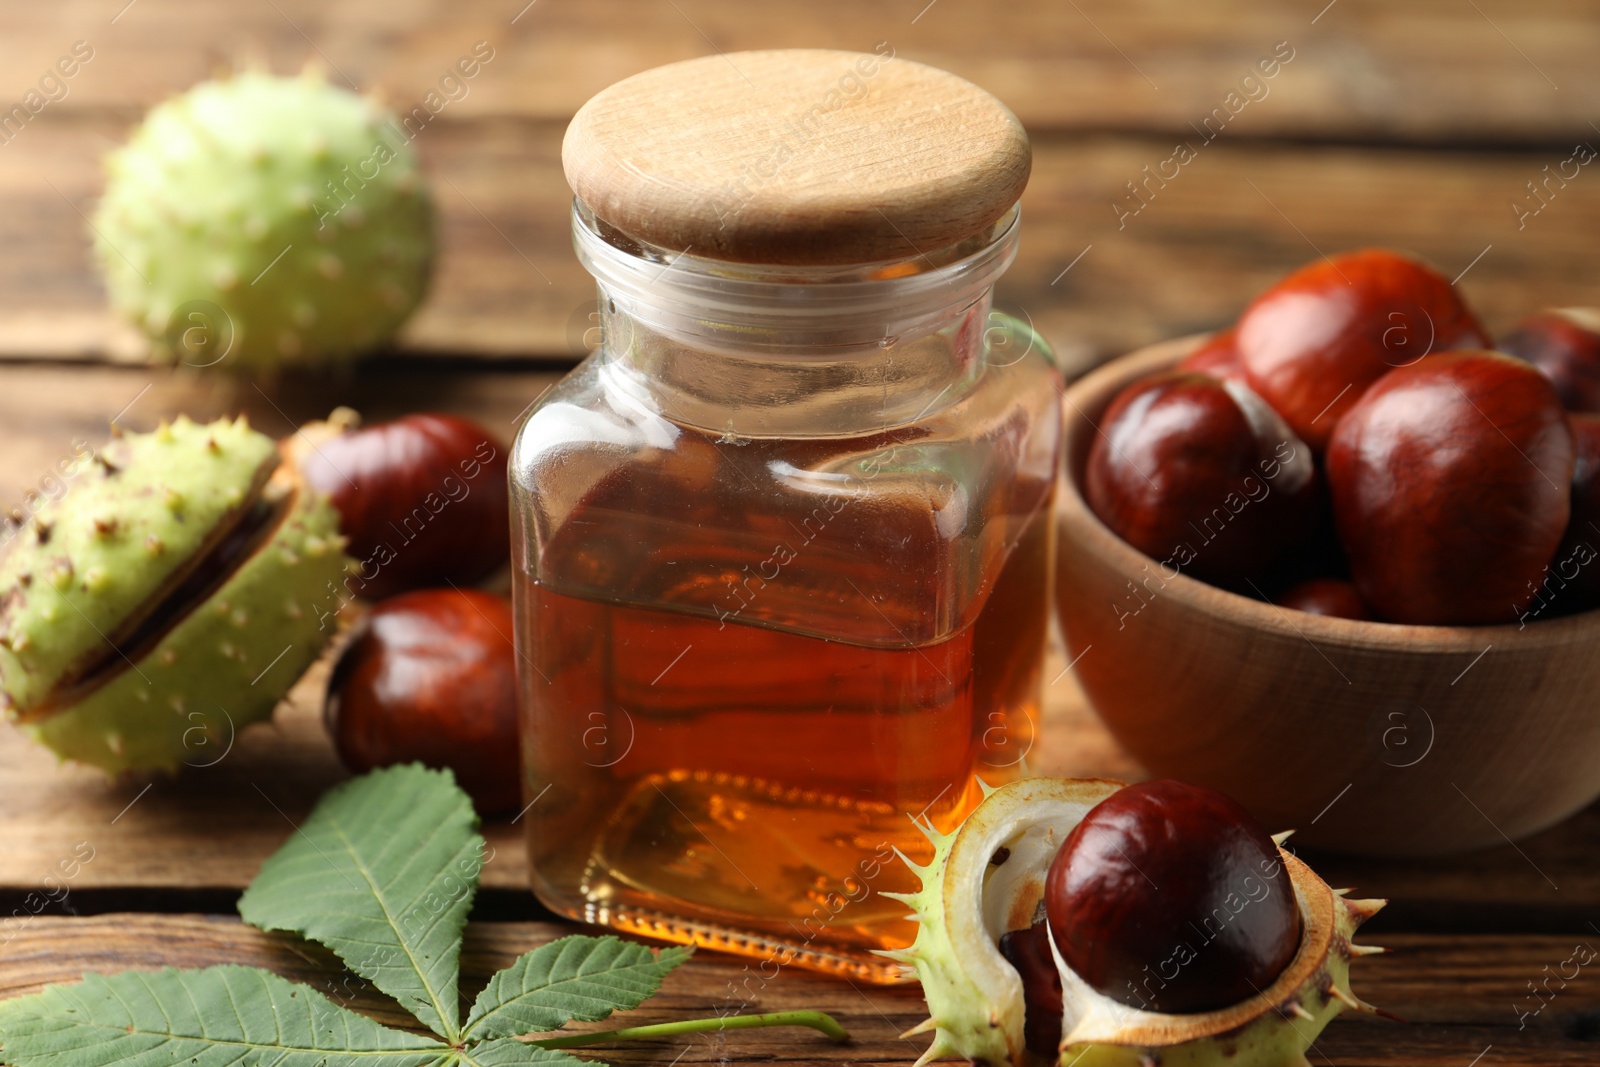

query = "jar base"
[
  {"left": 528, "top": 769, "right": 993, "bottom": 985},
  {"left": 542, "top": 896, "right": 917, "bottom": 986}
]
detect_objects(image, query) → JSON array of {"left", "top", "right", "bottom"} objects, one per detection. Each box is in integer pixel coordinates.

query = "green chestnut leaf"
[
  {"left": 465, "top": 935, "right": 693, "bottom": 1040},
  {"left": 238, "top": 763, "right": 484, "bottom": 1042},
  {"left": 451, "top": 1039, "right": 589, "bottom": 1067},
  {"left": 0, "top": 965, "right": 448, "bottom": 1067},
  {"left": 0, "top": 765, "right": 844, "bottom": 1067}
]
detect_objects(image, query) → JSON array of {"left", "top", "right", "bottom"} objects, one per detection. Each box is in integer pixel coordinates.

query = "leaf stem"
[{"left": 526, "top": 1010, "right": 849, "bottom": 1049}]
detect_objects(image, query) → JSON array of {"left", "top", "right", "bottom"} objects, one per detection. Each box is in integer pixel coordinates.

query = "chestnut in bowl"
[
  {"left": 1084, "top": 371, "right": 1317, "bottom": 590},
  {"left": 1056, "top": 336, "right": 1600, "bottom": 856},
  {"left": 1275, "top": 578, "right": 1370, "bottom": 620},
  {"left": 326, "top": 588, "right": 521, "bottom": 814},
  {"left": 1175, "top": 327, "right": 1243, "bottom": 382},
  {"left": 1546, "top": 412, "right": 1600, "bottom": 611},
  {"left": 1327, "top": 351, "right": 1573, "bottom": 626},
  {"left": 299, "top": 412, "right": 510, "bottom": 600},
  {"left": 1499, "top": 308, "right": 1600, "bottom": 413},
  {"left": 1235, "top": 249, "right": 1489, "bottom": 451}
]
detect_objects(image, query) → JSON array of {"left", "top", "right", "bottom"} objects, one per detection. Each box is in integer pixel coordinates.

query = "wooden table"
[{"left": 2, "top": 2, "right": 1599, "bottom": 1064}]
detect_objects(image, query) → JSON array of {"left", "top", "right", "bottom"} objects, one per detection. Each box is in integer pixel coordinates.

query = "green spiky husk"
[
  {"left": 93, "top": 71, "right": 434, "bottom": 370},
  {"left": 26, "top": 486, "right": 348, "bottom": 774},
  {"left": 0, "top": 416, "right": 279, "bottom": 712},
  {"left": 882, "top": 777, "right": 1386, "bottom": 1067}
]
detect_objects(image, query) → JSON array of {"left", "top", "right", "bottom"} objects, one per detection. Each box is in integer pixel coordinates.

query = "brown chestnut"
[
  {"left": 1237, "top": 249, "right": 1489, "bottom": 451},
  {"left": 1535, "top": 413, "right": 1600, "bottom": 618},
  {"left": 1043, "top": 779, "right": 1301, "bottom": 1015},
  {"left": 1084, "top": 371, "right": 1317, "bottom": 589},
  {"left": 299, "top": 412, "right": 510, "bottom": 600},
  {"left": 326, "top": 588, "right": 521, "bottom": 814},
  {"left": 1499, "top": 308, "right": 1600, "bottom": 413},
  {"left": 1327, "top": 351, "right": 1574, "bottom": 625},
  {"left": 1176, "top": 327, "right": 1244, "bottom": 383},
  {"left": 998, "top": 921, "right": 1065, "bottom": 1057},
  {"left": 1275, "top": 577, "right": 1371, "bottom": 620}
]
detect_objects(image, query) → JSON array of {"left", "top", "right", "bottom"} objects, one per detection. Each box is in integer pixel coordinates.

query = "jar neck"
[{"left": 574, "top": 203, "right": 1020, "bottom": 438}]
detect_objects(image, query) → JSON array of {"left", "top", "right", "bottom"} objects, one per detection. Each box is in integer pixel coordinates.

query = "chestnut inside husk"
[
  {"left": 1043, "top": 779, "right": 1301, "bottom": 1019},
  {"left": 881, "top": 777, "right": 1386, "bottom": 1067}
]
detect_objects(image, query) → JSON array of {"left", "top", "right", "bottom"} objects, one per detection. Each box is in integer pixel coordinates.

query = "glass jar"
[{"left": 511, "top": 49, "right": 1063, "bottom": 983}]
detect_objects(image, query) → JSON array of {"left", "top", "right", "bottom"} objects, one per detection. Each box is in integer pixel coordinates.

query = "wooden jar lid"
[{"left": 562, "top": 49, "right": 1031, "bottom": 265}]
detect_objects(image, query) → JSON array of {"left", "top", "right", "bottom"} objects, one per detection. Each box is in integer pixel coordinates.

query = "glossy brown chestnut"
[
  {"left": 1275, "top": 577, "right": 1370, "bottom": 620},
  {"left": 1327, "top": 351, "right": 1573, "bottom": 626},
  {"left": 326, "top": 589, "right": 521, "bottom": 814},
  {"left": 1499, "top": 308, "right": 1600, "bottom": 413},
  {"left": 1540, "top": 413, "right": 1600, "bottom": 616},
  {"left": 998, "top": 922, "right": 1065, "bottom": 1057},
  {"left": 300, "top": 413, "right": 510, "bottom": 600},
  {"left": 1084, "top": 371, "right": 1317, "bottom": 589},
  {"left": 1043, "top": 779, "right": 1300, "bottom": 1015},
  {"left": 1176, "top": 327, "right": 1244, "bottom": 383},
  {"left": 1236, "top": 249, "right": 1489, "bottom": 451}
]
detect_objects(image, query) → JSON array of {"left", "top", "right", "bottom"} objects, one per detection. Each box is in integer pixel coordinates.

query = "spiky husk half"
[
  {"left": 0, "top": 415, "right": 278, "bottom": 711},
  {"left": 26, "top": 479, "right": 348, "bottom": 773},
  {"left": 880, "top": 777, "right": 1386, "bottom": 1067},
  {"left": 0, "top": 416, "right": 352, "bottom": 774}
]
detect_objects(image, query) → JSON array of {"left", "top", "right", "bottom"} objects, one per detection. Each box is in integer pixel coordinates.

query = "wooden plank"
[
  {"left": 0, "top": 633, "right": 1126, "bottom": 893},
  {"left": 0, "top": 117, "right": 585, "bottom": 362},
  {"left": 0, "top": 915, "right": 1591, "bottom": 1065},
  {"left": 0, "top": 362, "right": 1596, "bottom": 925},
  {"left": 4, "top": 0, "right": 1599, "bottom": 143},
  {"left": 0, "top": 576, "right": 1129, "bottom": 893},
  {"left": 0, "top": 363, "right": 560, "bottom": 516},
  {"left": 4, "top": 118, "right": 1599, "bottom": 366},
  {"left": 0, "top": 362, "right": 1131, "bottom": 895},
  {"left": 0, "top": 362, "right": 558, "bottom": 891}
]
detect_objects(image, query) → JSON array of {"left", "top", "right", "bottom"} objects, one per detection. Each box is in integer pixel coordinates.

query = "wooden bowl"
[{"left": 1056, "top": 337, "right": 1600, "bottom": 856}]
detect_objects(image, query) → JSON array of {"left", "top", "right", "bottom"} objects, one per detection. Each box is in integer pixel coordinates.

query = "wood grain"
[
  {"left": 6, "top": 119, "right": 1600, "bottom": 367},
  {"left": 0, "top": 362, "right": 1593, "bottom": 927},
  {"left": 0, "top": 915, "right": 1593, "bottom": 1065},
  {"left": 0, "top": 588, "right": 1128, "bottom": 896},
  {"left": 0, "top": 363, "right": 557, "bottom": 891},
  {"left": 0, "top": 361, "right": 1130, "bottom": 894},
  {"left": 4, "top": 0, "right": 1598, "bottom": 143}
]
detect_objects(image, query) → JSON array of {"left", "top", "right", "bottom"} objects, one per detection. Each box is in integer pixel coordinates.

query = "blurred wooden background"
[{"left": 3, "top": 0, "right": 1600, "bottom": 369}]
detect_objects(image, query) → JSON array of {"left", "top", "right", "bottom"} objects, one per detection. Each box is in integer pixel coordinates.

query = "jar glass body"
[{"left": 510, "top": 208, "right": 1062, "bottom": 982}]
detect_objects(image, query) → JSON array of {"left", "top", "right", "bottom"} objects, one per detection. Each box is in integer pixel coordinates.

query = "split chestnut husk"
[{"left": 879, "top": 777, "right": 1386, "bottom": 1067}]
